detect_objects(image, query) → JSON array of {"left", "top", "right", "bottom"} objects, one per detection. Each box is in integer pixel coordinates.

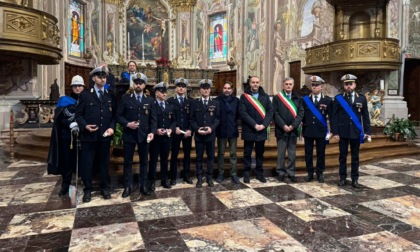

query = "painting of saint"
[
  {"left": 214, "top": 24, "right": 223, "bottom": 52},
  {"left": 71, "top": 11, "right": 80, "bottom": 45}
]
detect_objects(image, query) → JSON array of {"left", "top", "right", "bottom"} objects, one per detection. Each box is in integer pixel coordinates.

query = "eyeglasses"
[
  {"left": 344, "top": 82, "right": 354, "bottom": 86},
  {"left": 311, "top": 83, "right": 321, "bottom": 87}
]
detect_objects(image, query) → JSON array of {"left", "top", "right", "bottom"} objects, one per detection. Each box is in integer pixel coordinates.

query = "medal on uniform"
[
  {"left": 143, "top": 104, "right": 149, "bottom": 114},
  {"left": 208, "top": 105, "right": 215, "bottom": 116},
  {"left": 319, "top": 104, "right": 327, "bottom": 115},
  {"left": 356, "top": 103, "right": 362, "bottom": 113}
]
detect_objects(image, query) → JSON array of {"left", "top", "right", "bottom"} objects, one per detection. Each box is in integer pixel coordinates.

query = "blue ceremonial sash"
[
  {"left": 303, "top": 96, "right": 329, "bottom": 143},
  {"left": 56, "top": 96, "right": 76, "bottom": 108},
  {"left": 336, "top": 95, "right": 364, "bottom": 143}
]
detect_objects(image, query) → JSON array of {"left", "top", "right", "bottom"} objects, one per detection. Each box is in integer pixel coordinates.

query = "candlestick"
[
  {"left": 141, "top": 33, "right": 146, "bottom": 66},
  {"left": 380, "top": 80, "right": 384, "bottom": 90}
]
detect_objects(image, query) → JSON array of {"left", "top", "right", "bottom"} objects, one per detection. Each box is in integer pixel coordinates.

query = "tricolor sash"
[
  {"left": 277, "top": 91, "right": 302, "bottom": 138},
  {"left": 303, "top": 95, "right": 329, "bottom": 143},
  {"left": 244, "top": 93, "right": 270, "bottom": 138},
  {"left": 336, "top": 94, "right": 364, "bottom": 143}
]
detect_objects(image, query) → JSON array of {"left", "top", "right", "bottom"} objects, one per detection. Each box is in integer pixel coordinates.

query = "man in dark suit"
[
  {"left": 332, "top": 74, "right": 371, "bottom": 188},
  {"left": 273, "top": 77, "right": 304, "bottom": 183},
  {"left": 190, "top": 79, "right": 220, "bottom": 188},
  {"left": 120, "top": 61, "right": 137, "bottom": 86},
  {"left": 302, "top": 76, "right": 333, "bottom": 183},
  {"left": 215, "top": 81, "right": 240, "bottom": 184},
  {"left": 149, "top": 82, "right": 176, "bottom": 190},
  {"left": 75, "top": 66, "right": 116, "bottom": 203},
  {"left": 167, "top": 78, "right": 193, "bottom": 185},
  {"left": 116, "top": 73, "right": 156, "bottom": 197},
  {"left": 239, "top": 76, "right": 273, "bottom": 183}
]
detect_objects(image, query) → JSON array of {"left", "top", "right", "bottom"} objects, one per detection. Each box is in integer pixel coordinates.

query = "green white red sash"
[
  {"left": 277, "top": 91, "right": 297, "bottom": 117},
  {"left": 244, "top": 93, "right": 266, "bottom": 118}
]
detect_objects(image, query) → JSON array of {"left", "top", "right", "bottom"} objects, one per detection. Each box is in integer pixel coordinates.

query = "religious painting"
[
  {"left": 209, "top": 13, "right": 227, "bottom": 63},
  {"left": 103, "top": 3, "right": 118, "bottom": 64},
  {"left": 126, "top": 0, "right": 169, "bottom": 61},
  {"left": 68, "top": 0, "right": 85, "bottom": 57}
]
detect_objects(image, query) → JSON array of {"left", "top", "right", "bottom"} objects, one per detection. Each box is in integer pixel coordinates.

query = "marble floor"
[{"left": 0, "top": 154, "right": 420, "bottom": 251}]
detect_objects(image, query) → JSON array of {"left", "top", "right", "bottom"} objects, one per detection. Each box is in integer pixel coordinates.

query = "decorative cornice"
[{"left": 168, "top": 0, "right": 196, "bottom": 15}]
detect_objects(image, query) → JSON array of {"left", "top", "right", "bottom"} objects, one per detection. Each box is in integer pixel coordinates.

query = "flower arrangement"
[
  {"left": 156, "top": 57, "right": 171, "bottom": 67},
  {"left": 383, "top": 115, "right": 417, "bottom": 140}
]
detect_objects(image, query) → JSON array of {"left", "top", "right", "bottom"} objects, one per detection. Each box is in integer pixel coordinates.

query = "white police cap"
[
  {"left": 174, "top": 78, "right": 189, "bottom": 87},
  {"left": 70, "top": 75, "right": 85, "bottom": 86},
  {"left": 341, "top": 74, "right": 357, "bottom": 82},
  {"left": 153, "top": 82, "right": 168, "bottom": 92},
  {"left": 310, "top": 75, "right": 325, "bottom": 83},
  {"left": 132, "top": 73, "right": 148, "bottom": 84},
  {"left": 198, "top": 79, "right": 213, "bottom": 88},
  {"left": 90, "top": 66, "right": 109, "bottom": 76}
]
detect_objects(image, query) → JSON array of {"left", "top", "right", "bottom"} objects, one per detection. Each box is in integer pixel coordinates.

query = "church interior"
[{"left": 0, "top": 0, "right": 420, "bottom": 251}]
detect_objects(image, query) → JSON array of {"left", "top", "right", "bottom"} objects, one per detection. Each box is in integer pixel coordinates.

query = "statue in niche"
[
  {"left": 49, "top": 79, "right": 59, "bottom": 101},
  {"left": 365, "top": 89, "right": 385, "bottom": 126},
  {"left": 273, "top": 21, "right": 285, "bottom": 94}
]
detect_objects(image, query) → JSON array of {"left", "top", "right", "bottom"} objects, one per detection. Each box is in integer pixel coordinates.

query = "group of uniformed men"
[{"left": 48, "top": 61, "right": 371, "bottom": 203}]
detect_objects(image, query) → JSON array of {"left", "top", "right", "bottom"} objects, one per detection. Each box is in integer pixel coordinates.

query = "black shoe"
[
  {"left": 184, "top": 177, "right": 193, "bottom": 184},
  {"left": 317, "top": 174, "right": 324, "bottom": 183},
  {"left": 243, "top": 174, "right": 250, "bottom": 184},
  {"left": 352, "top": 180, "right": 360, "bottom": 188},
  {"left": 170, "top": 180, "right": 177, "bottom": 186},
  {"left": 82, "top": 192, "right": 91, "bottom": 203},
  {"left": 149, "top": 181, "right": 156, "bottom": 192},
  {"left": 162, "top": 180, "right": 172, "bottom": 189},
  {"left": 140, "top": 185, "right": 151, "bottom": 196},
  {"left": 207, "top": 178, "right": 215, "bottom": 187},
  {"left": 101, "top": 190, "right": 111, "bottom": 200},
  {"left": 289, "top": 176, "right": 298, "bottom": 183},
  {"left": 277, "top": 175, "right": 285, "bottom": 182},
  {"left": 305, "top": 175, "right": 314, "bottom": 182},
  {"left": 122, "top": 187, "right": 131, "bottom": 198},
  {"left": 231, "top": 176, "right": 240, "bottom": 184},
  {"left": 58, "top": 187, "right": 69, "bottom": 196},
  {"left": 256, "top": 175, "right": 267, "bottom": 183},
  {"left": 196, "top": 178, "right": 203, "bottom": 188},
  {"left": 338, "top": 180, "right": 346, "bottom": 186},
  {"left": 216, "top": 174, "right": 224, "bottom": 183}
]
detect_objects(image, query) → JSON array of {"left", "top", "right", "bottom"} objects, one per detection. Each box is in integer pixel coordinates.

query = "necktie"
[
  {"left": 179, "top": 97, "right": 184, "bottom": 108},
  {"left": 314, "top": 95, "right": 318, "bottom": 104},
  {"left": 160, "top": 101, "right": 165, "bottom": 110},
  {"left": 137, "top": 95, "right": 141, "bottom": 104},
  {"left": 204, "top": 99, "right": 208, "bottom": 109},
  {"left": 98, "top": 90, "right": 104, "bottom": 102},
  {"left": 287, "top": 94, "right": 291, "bottom": 100}
]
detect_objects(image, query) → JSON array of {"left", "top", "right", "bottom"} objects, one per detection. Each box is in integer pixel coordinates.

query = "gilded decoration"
[
  {"left": 358, "top": 43, "right": 380, "bottom": 57},
  {"left": 5, "top": 11, "right": 37, "bottom": 36},
  {"left": 168, "top": 0, "right": 196, "bottom": 15}
]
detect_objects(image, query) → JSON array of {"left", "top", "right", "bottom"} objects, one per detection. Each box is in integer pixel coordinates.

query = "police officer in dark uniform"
[
  {"left": 116, "top": 73, "right": 156, "bottom": 197},
  {"left": 149, "top": 82, "right": 176, "bottom": 190},
  {"left": 332, "top": 74, "right": 371, "bottom": 188},
  {"left": 190, "top": 79, "right": 220, "bottom": 188},
  {"left": 167, "top": 78, "right": 193, "bottom": 185},
  {"left": 76, "top": 66, "right": 116, "bottom": 203},
  {"left": 302, "top": 76, "right": 333, "bottom": 183},
  {"left": 48, "top": 75, "right": 85, "bottom": 196}
]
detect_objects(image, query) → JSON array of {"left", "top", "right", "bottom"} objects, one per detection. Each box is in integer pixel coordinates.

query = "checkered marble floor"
[{"left": 0, "top": 156, "right": 420, "bottom": 251}]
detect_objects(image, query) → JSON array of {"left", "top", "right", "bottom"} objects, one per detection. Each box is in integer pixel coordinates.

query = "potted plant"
[
  {"left": 111, "top": 123, "right": 124, "bottom": 156},
  {"left": 383, "top": 115, "right": 417, "bottom": 140}
]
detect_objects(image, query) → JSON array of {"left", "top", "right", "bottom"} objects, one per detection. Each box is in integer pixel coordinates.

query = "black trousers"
[
  {"left": 123, "top": 141, "right": 149, "bottom": 188},
  {"left": 195, "top": 139, "right": 215, "bottom": 179},
  {"left": 304, "top": 137, "right": 326, "bottom": 175},
  {"left": 243, "top": 140, "right": 265, "bottom": 176},
  {"left": 170, "top": 134, "right": 192, "bottom": 180},
  {"left": 339, "top": 137, "right": 360, "bottom": 181},
  {"left": 59, "top": 138, "right": 77, "bottom": 189},
  {"left": 80, "top": 141, "right": 111, "bottom": 193},
  {"left": 149, "top": 135, "right": 171, "bottom": 182}
]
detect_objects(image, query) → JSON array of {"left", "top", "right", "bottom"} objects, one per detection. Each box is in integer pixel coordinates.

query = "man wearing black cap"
[
  {"left": 149, "top": 82, "right": 176, "bottom": 190},
  {"left": 167, "top": 78, "right": 193, "bottom": 185},
  {"left": 116, "top": 73, "right": 156, "bottom": 197},
  {"left": 191, "top": 79, "right": 220, "bottom": 188},
  {"left": 332, "top": 74, "right": 371, "bottom": 188},
  {"left": 302, "top": 76, "right": 332, "bottom": 183},
  {"left": 76, "top": 66, "right": 116, "bottom": 202}
]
